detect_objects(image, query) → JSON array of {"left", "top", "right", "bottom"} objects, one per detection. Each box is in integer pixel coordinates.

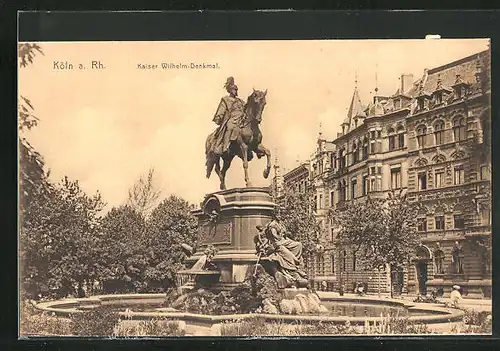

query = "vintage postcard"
[{"left": 18, "top": 39, "right": 491, "bottom": 337}]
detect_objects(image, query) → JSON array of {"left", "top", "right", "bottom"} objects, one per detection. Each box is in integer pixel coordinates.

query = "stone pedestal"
[{"left": 185, "top": 187, "right": 276, "bottom": 291}]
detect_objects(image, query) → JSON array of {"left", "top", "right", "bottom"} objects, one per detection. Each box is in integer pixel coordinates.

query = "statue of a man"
[
  {"left": 254, "top": 209, "right": 308, "bottom": 289},
  {"left": 434, "top": 243, "right": 444, "bottom": 274},
  {"left": 451, "top": 241, "right": 464, "bottom": 274},
  {"left": 476, "top": 239, "right": 491, "bottom": 275},
  {"left": 211, "top": 77, "right": 246, "bottom": 156}
]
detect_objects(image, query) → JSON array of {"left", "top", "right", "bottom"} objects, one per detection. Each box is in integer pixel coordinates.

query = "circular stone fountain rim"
[{"left": 32, "top": 293, "right": 465, "bottom": 325}]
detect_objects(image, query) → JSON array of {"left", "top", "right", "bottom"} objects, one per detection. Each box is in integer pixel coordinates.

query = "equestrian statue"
[{"left": 205, "top": 77, "right": 271, "bottom": 190}]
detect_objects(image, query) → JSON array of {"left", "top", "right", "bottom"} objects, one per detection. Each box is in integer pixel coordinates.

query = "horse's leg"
[
  {"left": 220, "top": 153, "right": 234, "bottom": 190},
  {"left": 257, "top": 144, "right": 272, "bottom": 179},
  {"left": 238, "top": 137, "right": 251, "bottom": 187},
  {"left": 213, "top": 156, "right": 224, "bottom": 189}
]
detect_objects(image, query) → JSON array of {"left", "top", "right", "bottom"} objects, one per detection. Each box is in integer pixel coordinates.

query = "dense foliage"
[
  {"left": 329, "top": 190, "right": 420, "bottom": 296},
  {"left": 19, "top": 43, "right": 198, "bottom": 299}
]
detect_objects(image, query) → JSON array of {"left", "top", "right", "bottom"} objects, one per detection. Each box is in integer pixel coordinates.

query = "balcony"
[{"left": 407, "top": 182, "right": 485, "bottom": 202}]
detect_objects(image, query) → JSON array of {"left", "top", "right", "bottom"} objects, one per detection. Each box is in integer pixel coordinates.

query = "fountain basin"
[{"left": 33, "top": 293, "right": 465, "bottom": 329}]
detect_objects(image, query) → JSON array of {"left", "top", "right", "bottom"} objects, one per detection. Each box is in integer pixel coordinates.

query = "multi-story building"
[
  {"left": 405, "top": 50, "right": 491, "bottom": 298},
  {"left": 282, "top": 49, "right": 491, "bottom": 298}
]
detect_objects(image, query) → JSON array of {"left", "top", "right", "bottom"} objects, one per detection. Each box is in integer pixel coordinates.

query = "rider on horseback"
[{"left": 211, "top": 77, "right": 246, "bottom": 156}]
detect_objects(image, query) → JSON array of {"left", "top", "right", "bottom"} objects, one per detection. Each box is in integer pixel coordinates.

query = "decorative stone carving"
[
  {"left": 415, "top": 157, "right": 429, "bottom": 167},
  {"left": 199, "top": 221, "right": 232, "bottom": 245}
]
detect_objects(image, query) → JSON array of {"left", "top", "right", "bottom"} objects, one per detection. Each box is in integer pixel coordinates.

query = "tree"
[
  {"left": 329, "top": 196, "right": 387, "bottom": 272},
  {"left": 44, "top": 177, "right": 106, "bottom": 298},
  {"left": 127, "top": 167, "right": 162, "bottom": 217},
  {"left": 144, "top": 195, "right": 198, "bottom": 290},
  {"left": 329, "top": 190, "right": 420, "bottom": 297},
  {"left": 382, "top": 190, "right": 420, "bottom": 297},
  {"left": 275, "top": 189, "right": 321, "bottom": 272},
  {"left": 99, "top": 205, "right": 149, "bottom": 293}
]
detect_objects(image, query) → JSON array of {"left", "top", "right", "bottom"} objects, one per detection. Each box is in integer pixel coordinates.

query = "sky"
[{"left": 18, "top": 39, "right": 489, "bottom": 209}]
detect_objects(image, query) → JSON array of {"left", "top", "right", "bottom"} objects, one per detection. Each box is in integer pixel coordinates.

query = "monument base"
[{"left": 184, "top": 187, "right": 276, "bottom": 290}]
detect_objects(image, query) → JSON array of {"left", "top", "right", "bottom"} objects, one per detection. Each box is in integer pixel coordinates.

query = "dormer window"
[
  {"left": 435, "top": 92, "right": 442, "bottom": 105},
  {"left": 452, "top": 74, "right": 468, "bottom": 100},
  {"left": 394, "top": 98, "right": 401, "bottom": 110},
  {"left": 417, "top": 97, "right": 425, "bottom": 111}
]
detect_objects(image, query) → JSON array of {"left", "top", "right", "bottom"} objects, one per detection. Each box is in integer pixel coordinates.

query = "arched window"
[
  {"left": 416, "top": 125, "right": 427, "bottom": 148},
  {"left": 388, "top": 127, "right": 396, "bottom": 151},
  {"left": 453, "top": 116, "right": 467, "bottom": 141},
  {"left": 434, "top": 120, "right": 445, "bottom": 145}
]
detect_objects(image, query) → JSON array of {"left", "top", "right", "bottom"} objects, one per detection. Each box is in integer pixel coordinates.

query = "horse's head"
[{"left": 246, "top": 88, "right": 267, "bottom": 123}]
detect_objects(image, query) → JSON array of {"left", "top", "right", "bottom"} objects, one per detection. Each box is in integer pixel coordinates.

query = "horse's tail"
[{"left": 206, "top": 132, "right": 216, "bottom": 179}]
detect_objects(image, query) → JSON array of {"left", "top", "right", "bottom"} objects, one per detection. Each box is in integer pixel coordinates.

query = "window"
[
  {"left": 376, "top": 177, "right": 382, "bottom": 191},
  {"left": 454, "top": 166, "right": 465, "bottom": 185},
  {"left": 351, "top": 179, "right": 357, "bottom": 199},
  {"left": 330, "top": 153, "right": 335, "bottom": 169},
  {"left": 352, "top": 143, "right": 359, "bottom": 164},
  {"left": 391, "top": 167, "right": 402, "bottom": 189},
  {"left": 352, "top": 252, "right": 357, "bottom": 271},
  {"left": 394, "top": 98, "right": 401, "bottom": 110},
  {"left": 331, "top": 254, "right": 335, "bottom": 273},
  {"left": 418, "top": 172, "right": 427, "bottom": 190},
  {"left": 362, "top": 138, "right": 369, "bottom": 159},
  {"left": 330, "top": 191, "right": 334, "bottom": 207},
  {"left": 418, "top": 97, "right": 425, "bottom": 111},
  {"left": 331, "top": 228, "right": 335, "bottom": 242},
  {"left": 435, "top": 216, "right": 445, "bottom": 230},
  {"left": 338, "top": 180, "right": 347, "bottom": 202},
  {"left": 370, "top": 167, "right": 375, "bottom": 175},
  {"left": 370, "top": 131, "right": 376, "bottom": 139},
  {"left": 435, "top": 170, "right": 445, "bottom": 188},
  {"left": 341, "top": 250, "right": 347, "bottom": 272},
  {"left": 362, "top": 175, "right": 368, "bottom": 196},
  {"left": 397, "top": 126, "right": 405, "bottom": 148},
  {"left": 454, "top": 214, "right": 465, "bottom": 229},
  {"left": 453, "top": 117, "right": 467, "bottom": 141},
  {"left": 370, "top": 178, "right": 376, "bottom": 192},
  {"left": 314, "top": 196, "right": 318, "bottom": 211},
  {"left": 377, "top": 131, "right": 382, "bottom": 139},
  {"left": 434, "top": 121, "right": 445, "bottom": 145},
  {"left": 435, "top": 92, "right": 442, "bottom": 104},
  {"left": 417, "top": 125, "right": 427, "bottom": 148},
  {"left": 480, "top": 207, "right": 491, "bottom": 226},
  {"left": 339, "top": 150, "right": 345, "bottom": 169},
  {"left": 417, "top": 218, "right": 427, "bottom": 232},
  {"left": 319, "top": 194, "right": 323, "bottom": 209},
  {"left": 388, "top": 128, "right": 395, "bottom": 151},
  {"left": 480, "top": 165, "right": 490, "bottom": 180},
  {"left": 377, "top": 166, "right": 382, "bottom": 175}
]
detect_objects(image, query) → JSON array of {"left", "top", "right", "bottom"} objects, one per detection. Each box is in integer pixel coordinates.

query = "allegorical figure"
[
  {"left": 451, "top": 241, "right": 464, "bottom": 274},
  {"left": 254, "top": 209, "right": 308, "bottom": 289},
  {"left": 211, "top": 77, "right": 246, "bottom": 156}
]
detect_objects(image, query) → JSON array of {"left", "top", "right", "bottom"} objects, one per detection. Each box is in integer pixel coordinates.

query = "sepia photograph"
[{"left": 18, "top": 38, "right": 491, "bottom": 337}]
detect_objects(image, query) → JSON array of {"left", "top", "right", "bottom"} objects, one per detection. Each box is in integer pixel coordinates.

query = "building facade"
[{"left": 281, "top": 49, "right": 491, "bottom": 298}]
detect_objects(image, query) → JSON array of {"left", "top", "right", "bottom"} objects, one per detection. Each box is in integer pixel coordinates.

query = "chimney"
[{"left": 401, "top": 74, "right": 414, "bottom": 94}]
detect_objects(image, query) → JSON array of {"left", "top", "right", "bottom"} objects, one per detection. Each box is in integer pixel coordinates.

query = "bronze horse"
[{"left": 205, "top": 89, "right": 271, "bottom": 190}]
